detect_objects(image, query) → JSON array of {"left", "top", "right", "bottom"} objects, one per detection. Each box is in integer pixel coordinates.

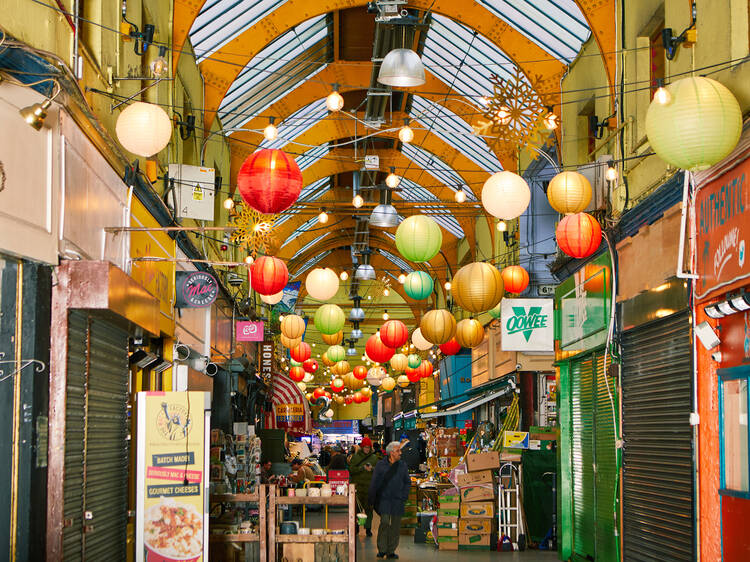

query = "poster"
[
  {"left": 501, "top": 298, "right": 554, "bottom": 351},
  {"left": 136, "top": 391, "right": 211, "bottom": 562}
]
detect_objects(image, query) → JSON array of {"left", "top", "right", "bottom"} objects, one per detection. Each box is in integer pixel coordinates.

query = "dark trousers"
[
  {"left": 355, "top": 487, "right": 373, "bottom": 530},
  {"left": 377, "top": 513, "right": 402, "bottom": 554}
]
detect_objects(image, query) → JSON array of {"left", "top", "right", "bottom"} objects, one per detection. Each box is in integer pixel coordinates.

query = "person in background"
[
  {"left": 372, "top": 441, "right": 383, "bottom": 457},
  {"left": 260, "top": 459, "right": 277, "bottom": 484},
  {"left": 349, "top": 437, "right": 378, "bottom": 536},
  {"left": 368, "top": 442, "right": 411, "bottom": 559},
  {"left": 328, "top": 446, "right": 348, "bottom": 470},
  {"left": 319, "top": 444, "right": 332, "bottom": 468},
  {"left": 289, "top": 458, "right": 314, "bottom": 484}
]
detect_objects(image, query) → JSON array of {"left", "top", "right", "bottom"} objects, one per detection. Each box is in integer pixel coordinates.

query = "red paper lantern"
[
  {"left": 290, "top": 342, "right": 311, "bottom": 363},
  {"left": 289, "top": 366, "right": 305, "bottom": 382},
  {"left": 501, "top": 265, "right": 530, "bottom": 294},
  {"left": 407, "top": 370, "right": 421, "bottom": 383},
  {"left": 556, "top": 212, "right": 602, "bottom": 259},
  {"left": 361, "top": 394, "right": 370, "bottom": 403},
  {"left": 353, "top": 391, "right": 364, "bottom": 403},
  {"left": 353, "top": 365, "right": 368, "bottom": 380},
  {"left": 366, "top": 333, "right": 396, "bottom": 364},
  {"left": 237, "top": 148, "right": 302, "bottom": 214},
  {"left": 331, "top": 378, "right": 345, "bottom": 393},
  {"left": 313, "top": 387, "right": 325, "bottom": 399},
  {"left": 303, "top": 359, "right": 318, "bottom": 373},
  {"left": 324, "top": 390, "right": 332, "bottom": 399},
  {"left": 345, "top": 395, "right": 354, "bottom": 405},
  {"left": 419, "top": 360, "right": 433, "bottom": 379},
  {"left": 251, "top": 256, "right": 288, "bottom": 295},
  {"left": 380, "top": 320, "right": 408, "bottom": 349},
  {"left": 439, "top": 338, "right": 461, "bottom": 356}
]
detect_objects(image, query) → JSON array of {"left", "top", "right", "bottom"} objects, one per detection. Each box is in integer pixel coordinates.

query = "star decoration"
[{"left": 229, "top": 206, "right": 278, "bottom": 254}]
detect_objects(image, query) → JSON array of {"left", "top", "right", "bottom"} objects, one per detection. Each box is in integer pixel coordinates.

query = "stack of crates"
[
  {"left": 401, "top": 485, "right": 418, "bottom": 534},
  {"left": 456, "top": 452, "right": 499, "bottom": 550},
  {"left": 435, "top": 488, "right": 461, "bottom": 550}
]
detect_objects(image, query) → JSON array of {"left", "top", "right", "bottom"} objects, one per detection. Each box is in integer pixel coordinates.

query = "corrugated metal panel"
[
  {"left": 594, "top": 354, "right": 618, "bottom": 560},
  {"left": 622, "top": 311, "right": 694, "bottom": 561},
  {"left": 571, "top": 356, "right": 595, "bottom": 559}
]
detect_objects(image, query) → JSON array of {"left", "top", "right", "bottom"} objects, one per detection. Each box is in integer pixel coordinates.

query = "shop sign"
[
  {"left": 275, "top": 403, "right": 305, "bottom": 429},
  {"left": 695, "top": 157, "right": 750, "bottom": 301},
  {"left": 136, "top": 391, "right": 210, "bottom": 562},
  {"left": 313, "top": 419, "right": 358, "bottom": 434},
  {"left": 175, "top": 271, "right": 218, "bottom": 308},
  {"left": 501, "top": 298, "right": 554, "bottom": 351},
  {"left": 257, "top": 341, "right": 274, "bottom": 382},
  {"left": 503, "top": 431, "right": 530, "bottom": 449},
  {"left": 236, "top": 320, "right": 264, "bottom": 342}
]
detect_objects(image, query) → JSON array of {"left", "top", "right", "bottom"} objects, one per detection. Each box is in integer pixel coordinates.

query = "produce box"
[
  {"left": 438, "top": 536, "right": 459, "bottom": 550},
  {"left": 435, "top": 516, "right": 458, "bottom": 527},
  {"left": 439, "top": 492, "right": 460, "bottom": 504},
  {"left": 459, "top": 518, "right": 492, "bottom": 534},
  {"left": 456, "top": 469, "right": 494, "bottom": 486},
  {"left": 436, "top": 526, "right": 458, "bottom": 537},
  {"left": 438, "top": 507, "right": 460, "bottom": 517},
  {"left": 460, "top": 501, "right": 494, "bottom": 518},
  {"left": 459, "top": 532, "right": 491, "bottom": 546},
  {"left": 460, "top": 485, "right": 496, "bottom": 503},
  {"left": 437, "top": 456, "right": 461, "bottom": 469},
  {"left": 465, "top": 450, "right": 500, "bottom": 472}
]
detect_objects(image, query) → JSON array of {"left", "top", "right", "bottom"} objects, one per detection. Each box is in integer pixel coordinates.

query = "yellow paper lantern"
[
  {"left": 380, "top": 376, "right": 396, "bottom": 392},
  {"left": 397, "top": 374, "right": 410, "bottom": 388},
  {"left": 390, "top": 353, "right": 408, "bottom": 372},
  {"left": 281, "top": 334, "right": 302, "bottom": 348},
  {"left": 322, "top": 330, "right": 344, "bottom": 345},
  {"left": 321, "top": 351, "right": 335, "bottom": 367},
  {"left": 412, "top": 328, "right": 433, "bottom": 351},
  {"left": 334, "top": 395, "right": 345, "bottom": 405},
  {"left": 281, "top": 314, "right": 306, "bottom": 340},
  {"left": 332, "top": 361, "right": 351, "bottom": 376},
  {"left": 547, "top": 171, "right": 592, "bottom": 214},
  {"left": 361, "top": 387, "right": 373, "bottom": 398},
  {"left": 115, "top": 101, "right": 172, "bottom": 157},
  {"left": 420, "top": 309, "right": 457, "bottom": 345},
  {"left": 453, "top": 262, "right": 504, "bottom": 313},
  {"left": 455, "top": 318, "right": 485, "bottom": 348},
  {"left": 347, "top": 374, "right": 364, "bottom": 390}
]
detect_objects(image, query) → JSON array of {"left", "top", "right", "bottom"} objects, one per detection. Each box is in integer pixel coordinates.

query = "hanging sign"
[
  {"left": 275, "top": 403, "right": 305, "bottom": 429},
  {"left": 136, "top": 391, "right": 210, "bottom": 562},
  {"left": 175, "top": 271, "right": 219, "bottom": 308},
  {"left": 501, "top": 298, "right": 554, "bottom": 351},
  {"left": 258, "top": 341, "right": 274, "bottom": 381},
  {"left": 236, "top": 320, "right": 264, "bottom": 342}
]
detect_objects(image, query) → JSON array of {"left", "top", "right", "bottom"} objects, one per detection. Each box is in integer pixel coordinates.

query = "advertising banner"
[
  {"left": 136, "top": 391, "right": 211, "bottom": 562},
  {"left": 501, "top": 298, "right": 554, "bottom": 351},
  {"left": 275, "top": 403, "right": 305, "bottom": 429},
  {"left": 236, "top": 320, "right": 264, "bottom": 342}
]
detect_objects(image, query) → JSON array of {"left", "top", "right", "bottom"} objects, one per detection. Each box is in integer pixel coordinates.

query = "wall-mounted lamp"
[
  {"left": 704, "top": 293, "right": 750, "bottom": 319},
  {"left": 150, "top": 46, "right": 168, "bottom": 78},
  {"left": 662, "top": 27, "right": 688, "bottom": 61},
  {"left": 122, "top": 1, "right": 155, "bottom": 56},
  {"left": 588, "top": 115, "right": 608, "bottom": 140},
  {"left": 19, "top": 99, "right": 52, "bottom": 130},
  {"left": 173, "top": 111, "right": 196, "bottom": 140}
]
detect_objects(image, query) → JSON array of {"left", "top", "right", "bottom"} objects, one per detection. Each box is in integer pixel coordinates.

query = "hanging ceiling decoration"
[
  {"left": 237, "top": 148, "right": 302, "bottom": 214},
  {"left": 229, "top": 207, "right": 278, "bottom": 255}
]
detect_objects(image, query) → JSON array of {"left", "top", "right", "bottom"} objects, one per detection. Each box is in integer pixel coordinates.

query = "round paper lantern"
[
  {"left": 366, "top": 333, "right": 396, "bottom": 364},
  {"left": 547, "top": 171, "right": 592, "bottom": 214},
  {"left": 313, "top": 387, "right": 326, "bottom": 399},
  {"left": 290, "top": 342, "right": 311, "bottom": 363},
  {"left": 251, "top": 256, "right": 289, "bottom": 296},
  {"left": 583, "top": 263, "right": 611, "bottom": 293},
  {"left": 332, "top": 361, "right": 351, "bottom": 376},
  {"left": 361, "top": 386, "right": 373, "bottom": 398},
  {"left": 353, "top": 391, "right": 364, "bottom": 404},
  {"left": 281, "top": 314, "right": 306, "bottom": 339},
  {"left": 501, "top": 265, "right": 530, "bottom": 294},
  {"left": 440, "top": 338, "right": 461, "bottom": 356},
  {"left": 556, "top": 213, "right": 602, "bottom": 258},
  {"left": 331, "top": 377, "right": 345, "bottom": 393},
  {"left": 306, "top": 392, "right": 314, "bottom": 403},
  {"left": 412, "top": 328, "right": 433, "bottom": 351},
  {"left": 419, "top": 360, "right": 433, "bottom": 379},
  {"left": 303, "top": 373, "right": 313, "bottom": 383},
  {"left": 395, "top": 215, "right": 443, "bottom": 262},
  {"left": 237, "top": 149, "right": 302, "bottom": 214},
  {"left": 366, "top": 367, "right": 386, "bottom": 386},
  {"left": 380, "top": 319, "right": 409, "bottom": 348},
  {"left": 407, "top": 370, "right": 421, "bottom": 383},
  {"left": 481, "top": 171, "right": 530, "bottom": 220},
  {"left": 347, "top": 374, "right": 364, "bottom": 390},
  {"left": 420, "top": 309, "right": 456, "bottom": 345},
  {"left": 321, "top": 351, "right": 334, "bottom": 367},
  {"left": 455, "top": 318, "right": 485, "bottom": 348},
  {"left": 353, "top": 365, "right": 368, "bottom": 380},
  {"left": 403, "top": 271, "right": 434, "bottom": 300},
  {"left": 315, "top": 304, "right": 345, "bottom": 335},
  {"left": 489, "top": 302, "right": 503, "bottom": 320},
  {"left": 322, "top": 331, "right": 344, "bottom": 345},
  {"left": 281, "top": 335, "right": 301, "bottom": 348},
  {"left": 303, "top": 359, "right": 318, "bottom": 374},
  {"left": 397, "top": 375, "right": 410, "bottom": 388},
  {"left": 260, "top": 291, "right": 284, "bottom": 305},
  {"left": 305, "top": 268, "right": 339, "bottom": 301},
  {"left": 645, "top": 76, "right": 742, "bottom": 172},
  {"left": 390, "top": 353, "right": 408, "bottom": 372},
  {"left": 327, "top": 345, "right": 346, "bottom": 363},
  {"left": 289, "top": 366, "right": 305, "bottom": 382},
  {"left": 345, "top": 395, "right": 354, "bottom": 405},
  {"left": 116, "top": 102, "right": 172, "bottom": 157},
  {"left": 380, "top": 376, "right": 396, "bottom": 392},
  {"left": 453, "top": 262, "right": 504, "bottom": 313},
  {"left": 334, "top": 395, "right": 345, "bottom": 405},
  {"left": 407, "top": 354, "right": 422, "bottom": 369},
  {"left": 297, "top": 382, "right": 307, "bottom": 392}
]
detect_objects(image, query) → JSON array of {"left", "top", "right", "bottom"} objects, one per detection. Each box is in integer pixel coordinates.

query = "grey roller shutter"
[{"left": 622, "top": 311, "right": 694, "bottom": 561}]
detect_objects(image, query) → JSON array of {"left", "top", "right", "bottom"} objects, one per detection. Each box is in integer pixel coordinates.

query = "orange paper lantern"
[
  {"left": 290, "top": 342, "right": 311, "bottom": 363},
  {"left": 251, "top": 255, "right": 288, "bottom": 296},
  {"left": 237, "top": 148, "right": 302, "bottom": 214},
  {"left": 353, "top": 365, "right": 368, "bottom": 380},
  {"left": 366, "top": 333, "right": 396, "bottom": 364},
  {"left": 556, "top": 212, "right": 602, "bottom": 259},
  {"left": 289, "top": 366, "right": 305, "bottom": 382},
  {"left": 380, "top": 319, "right": 409, "bottom": 348},
  {"left": 501, "top": 265, "right": 530, "bottom": 294}
]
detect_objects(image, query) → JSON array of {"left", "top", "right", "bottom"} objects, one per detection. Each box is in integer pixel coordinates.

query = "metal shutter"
[
  {"left": 63, "top": 313, "right": 129, "bottom": 560},
  {"left": 622, "top": 311, "right": 694, "bottom": 561},
  {"left": 571, "top": 356, "right": 596, "bottom": 559},
  {"left": 594, "top": 354, "right": 618, "bottom": 560}
]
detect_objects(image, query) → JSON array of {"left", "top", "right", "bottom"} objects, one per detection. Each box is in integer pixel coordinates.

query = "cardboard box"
[
  {"left": 459, "top": 518, "right": 492, "bottom": 534},
  {"left": 436, "top": 516, "right": 458, "bottom": 527},
  {"left": 459, "top": 532, "right": 491, "bottom": 546},
  {"left": 460, "top": 501, "right": 495, "bottom": 518},
  {"left": 460, "top": 485, "right": 496, "bottom": 503},
  {"left": 438, "top": 501, "right": 460, "bottom": 510},
  {"left": 438, "top": 507, "right": 460, "bottom": 517},
  {"left": 437, "top": 526, "right": 458, "bottom": 537},
  {"left": 456, "top": 469, "right": 494, "bottom": 486},
  {"left": 465, "top": 450, "right": 500, "bottom": 472},
  {"left": 438, "top": 537, "right": 459, "bottom": 550}
]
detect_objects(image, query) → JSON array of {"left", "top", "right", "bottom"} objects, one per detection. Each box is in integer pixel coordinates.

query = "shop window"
[{"left": 720, "top": 373, "right": 750, "bottom": 494}]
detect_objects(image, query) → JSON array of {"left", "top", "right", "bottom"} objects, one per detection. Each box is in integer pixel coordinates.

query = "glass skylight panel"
[
  {"left": 260, "top": 99, "right": 329, "bottom": 150},
  {"left": 400, "top": 143, "right": 473, "bottom": 197},
  {"left": 299, "top": 177, "right": 331, "bottom": 202},
  {"left": 378, "top": 250, "right": 414, "bottom": 273},
  {"left": 394, "top": 179, "right": 464, "bottom": 237},
  {"left": 296, "top": 143, "right": 329, "bottom": 171},
  {"left": 410, "top": 95, "right": 502, "bottom": 174},
  {"left": 291, "top": 232, "right": 331, "bottom": 260},
  {"left": 292, "top": 250, "right": 332, "bottom": 278},
  {"left": 282, "top": 216, "right": 320, "bottom": 248},
  {"left": 191, "top": 0, "right": 290, "bottom": 62},
  {"left": 477, "top": 0, "right": 590, "bottom": 63},
  {"left": 273, "top": 211, "right": 297, "bottom": 228},
  {"left": 218, "top": 16, "right": 329, "bottom": 129}
]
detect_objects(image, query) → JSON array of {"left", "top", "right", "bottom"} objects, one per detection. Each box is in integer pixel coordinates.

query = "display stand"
[
  {"left": 209, "top": 484, "right": 267, "bottom": 562},
  {"left": 268, "top": 484, "right": 356, "bottom": 562}
]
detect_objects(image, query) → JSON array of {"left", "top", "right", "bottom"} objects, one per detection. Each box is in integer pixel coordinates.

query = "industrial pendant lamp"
[
  {"left": 377, "top": 27, "right": 425, "bottom": 88},
  {"left": 355, "top": 264, "right": 376, "bottom": 280},
  {"left": 370, "top": 204, "right": 400, "bottom": 227}
]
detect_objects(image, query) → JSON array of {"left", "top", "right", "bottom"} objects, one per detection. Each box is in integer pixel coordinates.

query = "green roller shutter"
[
  {"left": 594, "top": 354, "right": 618, "bottom": 561},
  {"left": 571, "top": 356, "right": 596, "bottom": 559}
]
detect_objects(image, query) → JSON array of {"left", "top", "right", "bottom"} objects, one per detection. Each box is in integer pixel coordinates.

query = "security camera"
[
  {"left": 695, "top": 321, "right": 721, "bottom": 350},
  {"left": 516, "top": 363, "right": 522, "bottom": 371},
  {"left": 711, "top": 351, "right": 723, "bottom": 363},
  {"left": 174, "top": 343, "right": 190, "bottom": 362}
]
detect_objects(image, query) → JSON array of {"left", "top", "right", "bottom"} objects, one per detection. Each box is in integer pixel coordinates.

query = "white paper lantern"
[
  {"left": 481, "top": 171, "right": 530, "bottom": 220},
  {"left": 366, "top": 366, "right": 386, "bottom": 386},
  {"left": 115, "top": 101, "right": 172, "bottom": 157},
  {"left": 303, "top": 373, "right": 314, "bottom": 383},
  {"left": 412, "top": 328, "right": 433, "bottom": 351},
  {"left": 305, "top": 268, "right": 339, "bottom": 301},
  {"left": 260, "top": 291, "right": 284, "bottom": 305},
  {"left": 297, "top": 382, "right": 307, "bottom": 392}
]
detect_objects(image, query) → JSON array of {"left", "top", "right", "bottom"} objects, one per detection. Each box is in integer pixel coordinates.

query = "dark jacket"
[
  {"left": 367, "top": 457, "right": 411, "bottom": 515},
  {"left": 328, "top": 453, "right": 348, "bottom": 470},
  {"left": 349, "top": 449, "right": 379, "bottom": 491}
]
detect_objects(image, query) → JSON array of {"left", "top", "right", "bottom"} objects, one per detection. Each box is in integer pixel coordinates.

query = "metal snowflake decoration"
[
  {"left": 229, "top": 206, "right": 278, "bottom": 254},
  {"left": 472, "top": 68, "right": 554, "bottom": 158}
]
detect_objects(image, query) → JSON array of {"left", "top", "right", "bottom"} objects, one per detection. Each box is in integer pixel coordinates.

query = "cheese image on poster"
[{"left": 136, "top": 392, "right": 210, "bottom": 562}]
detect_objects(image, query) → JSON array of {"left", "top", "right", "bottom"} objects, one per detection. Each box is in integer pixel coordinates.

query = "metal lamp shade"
[
  {"left": 378, "top": 48, "right": 426, "bottom": 87},
  {"left": 355, "top": 264, "right": 376, "bottom": 280},
  {"left": 350, "top": 328, "right": 363, "bottom": 339},
  {"left": 370, "top": 204, "right": 401, "bottom": 228},
  {"left": 349, "top": 307, "right": 366, "bottom": 322}
]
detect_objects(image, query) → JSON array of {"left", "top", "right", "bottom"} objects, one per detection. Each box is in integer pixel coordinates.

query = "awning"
[
  {"left": 264, "top": 372, "right": 313, "bottom": 433},
  {"left": 420, "top": 382, "right": 514, "bottom": 420}
]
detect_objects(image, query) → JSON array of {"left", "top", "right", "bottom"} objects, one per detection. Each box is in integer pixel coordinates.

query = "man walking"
[
  {"left": 368, "top": 442, "right": 411, "bottom": 559},
  {"left": 349, "top": 437, "right": 378, "bottom": 536}
]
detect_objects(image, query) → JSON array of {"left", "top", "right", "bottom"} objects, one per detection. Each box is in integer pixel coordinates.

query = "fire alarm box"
[{"left": 168, "top": 164, "right": 216, "bottom": 221}]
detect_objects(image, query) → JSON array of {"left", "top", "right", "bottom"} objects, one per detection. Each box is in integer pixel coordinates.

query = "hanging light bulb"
[
  {"left": 398, "top": 271, "right": 406, "bottom": 284},
  {"left": 340, "top": 271, "right": 349, "bottom": 281},
  {"left": 383, "top": 288, "right": 390, "bottom": 296},
  {"left": 496, "top": 220, "right": 508, "bottom": 232},
  {"left": 454, "top": 189, "right": 467, "bottom": 203},
  {"left": 398, "top": 119, "right": 414, "bottom": 144},
  {"left": 605, "top": 162, "right": 618, "bottom": 182},
  {"left": 444, "top": 281, "right": 452, "bottom": 291},
  {"left": 223, "top": 197, "right": 235, "bottom": 210},
  {"left": 352, "top": 194, "right": 364, "bottom": 208},
  {"left": 385, "top": 167, "right": 400, "bottom": 188},
  {"left": 543, "top": 110, "right": 558, "bottom": 130},
  {"left": 326, "top": 85, "right": 344, "bottom": 112},
  {"left": 382, "top": 310, "right": 389, "bottom": 320},
  {"left": 244, "top": 255, "right": 255, "bottom": 265},
  {"left": 264, "top": 117, "right": 278, "bottom": 141},
  {"left": 318, "top": 210, "right": 329, "bottom": 224},
  {"left": 653, "top": 80, "right": 672, "bottom": 105},
  {"left": 150, "top": 47, "right": 169, "bottom": 78},
  {"left": 496, "top": 105, "right": 512, "bottom": 125}
]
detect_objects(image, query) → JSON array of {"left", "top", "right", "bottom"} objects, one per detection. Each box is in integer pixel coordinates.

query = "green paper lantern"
[
  {"left": 489, "top": 302, "right": 503, "bottom": 320},
  {"left": 395, "top": 215, "right": 442, "bottom": 262},
  {"left": 314, "top": 304, "right": 345, "bottom": 335},
  {"left": 408, "top": 354, "right": 421, "bottom": 369},
  {"left": 403, "top": 271, "right": 434, "bottom": 300},
  {"left": 327, "top": 344, "right": 346, "bottom": 363},
  {"left": 290, "top": 359, "right": 302, "bottom": 367},
  {"left": 645, "top": 76, "right": 742, "bottom": 172}
]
